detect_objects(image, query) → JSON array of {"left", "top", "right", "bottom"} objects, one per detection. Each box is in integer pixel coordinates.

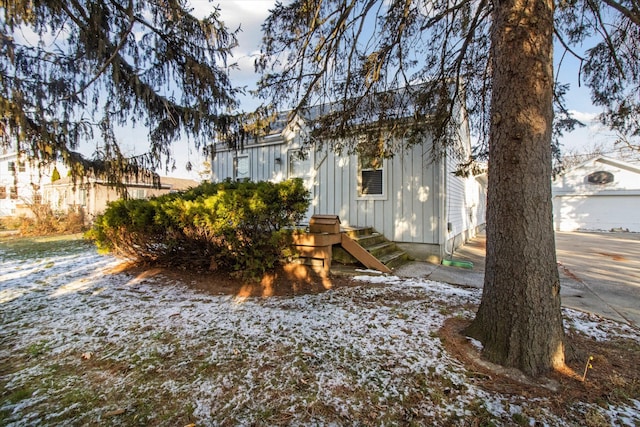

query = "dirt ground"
[
  {"left": 440, "top": 317, "right": 640, "bottom": 421},
  {"left": 111, "top": 262, "right": 359, "bottom": 298},
  {"left": 115, "top": 262, "right": 640, "bottom": 422}
]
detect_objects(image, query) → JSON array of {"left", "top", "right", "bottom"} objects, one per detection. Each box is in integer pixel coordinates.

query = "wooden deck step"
[
  {"left": 341, "top": 227, "right": 374, "bottom": 239},
  {"left": 351, "top": 232, "right": 387, "bottom": 247},
  {"left": 340, "top": 234, "right": 392, "bottom": 273},
  {"left": 378, "top": 250, "right": 411, "bottom": 269},
  {"left": 294, "top": 218, "right": 410, "bottom": 274},
  {"left": 333, "top": 227, "right": 410, "bottom": 272}
]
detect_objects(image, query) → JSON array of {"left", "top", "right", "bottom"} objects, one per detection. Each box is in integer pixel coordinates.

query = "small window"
[
  {"left": 8, "top": 161, "right": 15, "bottom": 172},
  {"left": 9, "top": 187, "right": 18, "bottom": 200},
  {"left": 288, "top": 150, "right": 310, "bottom": 178},
  {"left": 18, "top": 161, "right": 26, "bottom": 172},
  {"left": 131, "top": 189, "right": 146, "bottom": 199},
  {"left": 74, "top": 187, "right": 88, "bottom": 206},
  {"left": 0, "top": 186, "right": 6, "bottom": 199},
  {"left": 587, "top": 171, "right": 614, "bottom": 185},
  {"left": 361, "top": 169, "right": 383, "bottom": 195},
  {"left": 234, "top": 155, "right": 250, "bottom": 181},
  {"left": 359, "top": 155, "right": 385, "bottom": 197},
  {"left": 33, "top": 193, "right": 42, "bottom": 204}
]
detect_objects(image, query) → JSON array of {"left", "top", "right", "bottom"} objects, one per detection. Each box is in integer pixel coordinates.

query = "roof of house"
[
  {"left": 45, "top": 175, "right": 200, "bottom": 190},
  {"left": 158, "top": 177, "right": 200, "bottom": 190},
  {"left": 560, "top": 155, "right": 640, "bottom": 176},
  {"left": 215, "top": 82, "right": 464, "bottom": 151}
]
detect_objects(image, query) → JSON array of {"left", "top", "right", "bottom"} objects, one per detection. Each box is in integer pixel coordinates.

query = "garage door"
[{"left": 554, "top": 194, "right": 640, "bottom": 232}]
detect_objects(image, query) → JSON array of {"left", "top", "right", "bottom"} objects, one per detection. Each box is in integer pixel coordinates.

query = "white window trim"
[
  {"left": 234, "top": 154, "right": 251, "bottom": 181},
  {"left": 356, "top": 156, "right": 387, "bottom": 201},
  {"left": 287, "top": 149, "right": 309, "bottom": 178}
]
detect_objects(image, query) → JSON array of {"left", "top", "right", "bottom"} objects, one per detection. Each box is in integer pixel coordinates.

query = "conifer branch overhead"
[{"left": 0, "top": 0, "right": 243, "bottom": 186}]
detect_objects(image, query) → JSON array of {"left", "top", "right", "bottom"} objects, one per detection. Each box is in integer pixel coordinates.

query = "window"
[
  {"left": 358, "top": 155, "right": 385, "bottom": 197},
  {"left": 8, "top": 161, "right": 15, "bottom": 172},
  {"left": 9, "top": 187, "right": 18, "bottom": 200},
  {"left": 18, "top": 161, "right": 26, "bottom": 172},
  {"left": 130, "top": 188, "right": 146, "bottom": 199},
  {"left": 288, "top": 150, "right": 310, "bottom": 178},
  {"left": 234, "top": 155, "right": 250, "bottom": 181},
  {"left": 0, "top": 186, "right": 6, "bottom": 199},
  {"left": 587, "top": 171, "right": 614, "bottom": 185}
]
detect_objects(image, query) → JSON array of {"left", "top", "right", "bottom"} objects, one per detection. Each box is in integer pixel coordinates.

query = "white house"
[
  {"left": 0, "top": 148, "right": 62, "bottom": 217},
  {"left": 43, "top": 176, "right": 199, "bottom": 221},
  {"left": 1, "top": 145, "right": 199, "bottom": 221},
  {"left": 210, "top": 103, "right": 486, "bottom": 262},
  {"left": 552, "top": 156, "right": 640, "bottom": 232}
]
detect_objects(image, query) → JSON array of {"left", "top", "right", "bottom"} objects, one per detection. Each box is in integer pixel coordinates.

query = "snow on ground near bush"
[{"left": 0, "top": 239, "right": 638, "bottom": 426}]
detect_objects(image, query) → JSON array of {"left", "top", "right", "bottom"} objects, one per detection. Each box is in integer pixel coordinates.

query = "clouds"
[
  {"left": 189, "top": 1, "right": 276, "bottom": 110},
  {"left": 191, "top": 0, "right": 273, "bottom": 51},
  {"left": 561, "top": 110, "right": 617, "bottom": 152},
  {"left": 568, "top": 110, "right": 599, "bottom": 124}
]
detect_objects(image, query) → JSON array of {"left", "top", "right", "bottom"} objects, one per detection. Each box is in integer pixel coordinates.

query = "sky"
[{"left": 152, "top": 0, "right": 619, "bottom": 178}]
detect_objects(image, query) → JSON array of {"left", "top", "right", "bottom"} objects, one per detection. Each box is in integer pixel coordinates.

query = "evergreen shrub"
[{"left": 86, "top": 179, "right": 310, "bottom": 278}]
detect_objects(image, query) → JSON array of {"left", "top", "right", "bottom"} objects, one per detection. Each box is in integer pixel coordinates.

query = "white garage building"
[{"left": 552, "top": 156, "right": 640, "bottom": 232}]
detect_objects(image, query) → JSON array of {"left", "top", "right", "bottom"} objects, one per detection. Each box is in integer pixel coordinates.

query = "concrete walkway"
[{"left": 394, "top": 231, "right": 640, "bottom": 328}]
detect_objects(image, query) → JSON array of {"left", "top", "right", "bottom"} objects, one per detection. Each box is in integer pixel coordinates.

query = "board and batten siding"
[
  {"left": 210, "top": 131, "right": 485, "bottom": 256},
  {"left": 211, "top": 137, "right": 289, "bottom": 183},
  {"left": 302, "top": 141, "right": 441, "bottom": 246},
  {"left": 212, "top": 137, "right": 442, "bottom": 246}
]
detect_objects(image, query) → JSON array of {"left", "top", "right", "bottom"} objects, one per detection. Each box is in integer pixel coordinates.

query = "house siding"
[
  {"left": 214, "top": 138, "right": 443, "bottom": 247},
  {"left": 0, "top": 150, "right": 61, "bottom": 217},
  {"left": 552, "top": 157, "right": 640, "bottom": 232},
  {"left": 210, "top": 97, "right": 485, "bottom": 260}
]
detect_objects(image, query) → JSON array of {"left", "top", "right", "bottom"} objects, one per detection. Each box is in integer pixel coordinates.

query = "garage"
[{"left": 552, "top": 156, "right": 640, "bottom": 232}]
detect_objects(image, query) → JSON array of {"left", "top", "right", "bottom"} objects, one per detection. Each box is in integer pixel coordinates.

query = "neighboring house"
[
  {"left": 43, "top": 176, "right": 199, "bottom": 221},
  {"left": 210, "top": 98, "right": 487, "bottom": 262},
  {"left": 552, "top": 156, "right": 640, "bottom": 232},
  {"left": 0, "top": 148, "right": 61, "bottom": 217}
]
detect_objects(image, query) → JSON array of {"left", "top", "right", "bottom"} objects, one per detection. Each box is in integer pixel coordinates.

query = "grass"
[
  {"left": 1, "top": 235, "right": 639, "bottom": 426},
  {"left": 0, "top": 233, "right": 89, "bottom": 261},
  {"left": 25, "top": 340, "right": 50, "bottom": 358}
]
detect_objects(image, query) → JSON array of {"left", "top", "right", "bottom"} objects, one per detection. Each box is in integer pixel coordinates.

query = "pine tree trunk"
[{"left": 465, "top": 0, "right": 565, "bottom": 376}]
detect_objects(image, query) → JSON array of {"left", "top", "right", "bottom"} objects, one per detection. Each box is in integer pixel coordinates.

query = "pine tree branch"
[
  {"left": 585, "top": 0, "right": 627, "bottom": 78},
  {"left": 599, "top": 0, "right": 640, "bottom": 28},
  {"left": 58, "top": 17, "right": 135, "bottom": 105}
]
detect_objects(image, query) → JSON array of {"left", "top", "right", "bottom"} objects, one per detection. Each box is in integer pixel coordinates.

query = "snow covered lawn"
[{"left": 1, "top": 235, "right": 639, "bottom": 426}]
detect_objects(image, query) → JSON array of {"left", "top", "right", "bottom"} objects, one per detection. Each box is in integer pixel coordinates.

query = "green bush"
[{"left": 86, "top": 179, "right": 310, "bottom": 278}]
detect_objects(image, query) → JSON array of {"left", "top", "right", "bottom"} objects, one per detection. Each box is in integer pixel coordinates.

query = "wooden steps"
[
  {"left": 292, "top": 216, "right": 410, "bottom": 274},
  {"left": 334, "top": 227, "right": 411, "bottom": 271}
]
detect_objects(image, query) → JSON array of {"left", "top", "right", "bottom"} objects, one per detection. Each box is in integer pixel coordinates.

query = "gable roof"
[
  {"left": 560, "top": 156, "right": 640, "bottom": 176},
  {"left": 45, "top": 176, "right": 199, "bottom": 190},
  {"left": 217, "top": 82, "right": 467, "bottom": 151},
  {"left": 158, "top": 177, "right": 200, "bottom": 191}
]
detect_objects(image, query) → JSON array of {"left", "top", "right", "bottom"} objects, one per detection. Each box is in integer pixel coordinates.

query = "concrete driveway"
[
  {"left": 555, "top": 232, "right": 640, "bottom": 328},
  {"left": 396, "top": 231, "right": 640, "bottom": 328}
]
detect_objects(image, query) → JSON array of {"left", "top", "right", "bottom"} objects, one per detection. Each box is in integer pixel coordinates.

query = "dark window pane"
[{"left": 361, "top": 169, "right": 383, "bottom": 195}]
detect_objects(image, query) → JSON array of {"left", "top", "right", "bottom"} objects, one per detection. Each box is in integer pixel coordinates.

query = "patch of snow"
[
  {"left": 354, "top": 268, "right": 384, "bottom": 275},
  {"left": 563, "top": 308, "right": 640, "bottom": 343},
  {"left": 467, "top": 337, "right": 483, "bottom": 351},
  {"left": 0, "top": 241, "right": 638, "bottom": 426}
]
